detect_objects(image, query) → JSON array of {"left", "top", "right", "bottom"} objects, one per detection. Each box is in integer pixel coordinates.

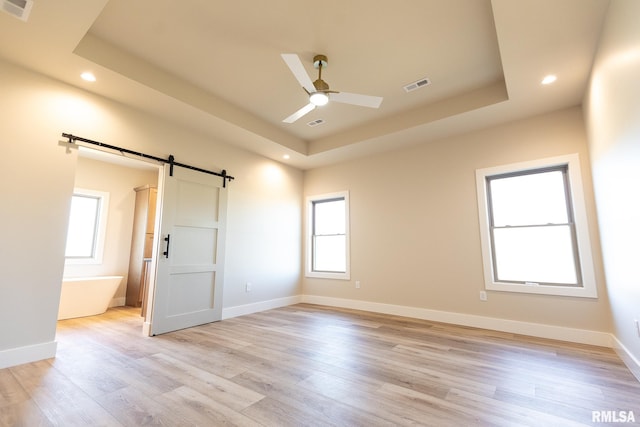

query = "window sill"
[
  {"left": 486, "top": 281, "right": 597, "bottom": 298},
  {"left": 306, "top": 271, "right": 351, "bottom": 280}
]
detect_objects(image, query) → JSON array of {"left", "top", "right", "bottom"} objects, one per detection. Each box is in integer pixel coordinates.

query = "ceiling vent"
[
  {"left": 307, "top": 118, "right": 325, "bottom": 127},
  {"left": 1, "top": 0, "right": 33, "bottom": 21},
  {"left": 403, "top": 77, "right": 431, "bottom": 93}
]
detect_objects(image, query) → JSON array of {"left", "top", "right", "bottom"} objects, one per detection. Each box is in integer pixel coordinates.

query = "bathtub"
[{"left": 58, "top": 276, "right": 123, "bottom": 320}]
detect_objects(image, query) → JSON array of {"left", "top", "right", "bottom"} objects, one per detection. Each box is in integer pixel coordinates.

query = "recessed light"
[
  {"left": 541, "top": 75, "right": 557, "bottom": 85},
  {"left": 282, "top": 154, "right": 290, "bottom": 160},
  {"left": 81, "top": 72, "right": 96, "bottom": 82}
]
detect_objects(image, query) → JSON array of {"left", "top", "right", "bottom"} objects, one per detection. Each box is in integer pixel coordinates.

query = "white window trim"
[
  {"left": 305, "top": 191, "right": 351, "bottom": 280},
  {"left": 475, "top": 154, "right": 597, "bottom": 298},
  {"left": 65, "top": 188, "right": 110, "bottom": 265}
]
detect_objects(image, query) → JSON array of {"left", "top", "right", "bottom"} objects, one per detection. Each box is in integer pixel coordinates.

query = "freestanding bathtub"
[{"left": 58, "top": 276, "right": 123, "bottom": 320}]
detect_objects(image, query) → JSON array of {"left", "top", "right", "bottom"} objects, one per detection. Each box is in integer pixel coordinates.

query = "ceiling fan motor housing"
[{"left": 313, "top": 79, "right": 330, "bottom": 92}]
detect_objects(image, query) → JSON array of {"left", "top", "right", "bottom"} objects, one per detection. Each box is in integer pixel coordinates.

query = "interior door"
[{"left": 149, "top": 164, "right": 227, "bottom": 335}]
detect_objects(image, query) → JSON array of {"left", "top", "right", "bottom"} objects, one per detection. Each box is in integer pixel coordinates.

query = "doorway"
[{"left": 60, "top": 145, "right": 161, "bottom": 332}]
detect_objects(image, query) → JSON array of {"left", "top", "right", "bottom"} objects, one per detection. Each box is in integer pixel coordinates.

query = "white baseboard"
[
  {"left": 612, "top": 336, "right": 640, "bottom": 382},
  {"left": 301, "top": 295, "right": 613, "bottom": 348},
  {"left": 142, "top": 321, "right": 152, "bottom": 337},
  {"left": 0, "top": 341, "right": 57, "bottom": 369},
  {"left": 222, "top": 295, "right": 302, "bottom": 320},
  {"left": 109, "top": 297, "right": 126, "bottom": 308}
]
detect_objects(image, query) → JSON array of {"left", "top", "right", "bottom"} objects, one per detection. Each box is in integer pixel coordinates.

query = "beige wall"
[
  {"left": 585, "top": 0, "right": 640, "bottom": 363},
  {"left": 64, "top": 157, "right": 158, "bottom": 303},
  {"left": 0, "top": 59, "right": 302, "bottom": 364},
  {"left": 304, "top": 107, "right": 612, "bottom": 332},
  {"left": 0, "top": 62, "right": 77, "bottom": 357}
]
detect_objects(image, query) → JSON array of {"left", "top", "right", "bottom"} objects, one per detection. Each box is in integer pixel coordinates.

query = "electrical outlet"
[
  {"left": 355, "top": 280, "right": 361, "bottom": 289},
  {"left": 479, "top": 291, "right": 487, "bottom": 301},
  {"left": 635, "top": 319, "right": 640, "bottom": 337},
  {"left": 245, "top": 282, "right": 252, "bottom": 292}
]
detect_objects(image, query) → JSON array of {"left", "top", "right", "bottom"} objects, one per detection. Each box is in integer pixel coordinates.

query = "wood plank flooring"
[{"left": 1, "top": 304, "right": 638, "bottom": 426}]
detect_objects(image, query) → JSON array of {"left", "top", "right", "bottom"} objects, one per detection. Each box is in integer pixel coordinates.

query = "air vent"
[
  {"left": 1, "top": 0, "right": 33, "bottom": 21},
  {"left": 403, "top": 77, "right": 431, "bottom": 93},
  {"left": 307, "top": 118, "right": 325, "bottom": 127}
]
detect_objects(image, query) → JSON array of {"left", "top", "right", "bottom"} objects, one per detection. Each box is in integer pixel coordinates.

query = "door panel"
[
  {"left": 172, "top": 227, "right": 217, "bottom": 265},
  {"left": 176, "top": 181, "right": 219, "bottom": 225},
  {"left": 166, "top": 272, "right": 216, "bottom": 315},
  {"left": 150, "top": 164, "right": 226, "bottom": 335}
]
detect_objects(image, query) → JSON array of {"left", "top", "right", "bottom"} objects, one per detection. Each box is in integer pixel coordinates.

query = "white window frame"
[
  {"left": 65, "top": 188, "right": 110, "bottom": 265},
  {"left": 475, "top": 154, "right": 597, "bottom": 298},
  {"left": 305, "top": 191, "right": 351, "bottom": 280}
]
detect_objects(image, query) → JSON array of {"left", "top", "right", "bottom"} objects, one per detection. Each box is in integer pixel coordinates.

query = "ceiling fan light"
[{"left": 309, "top": 92, "right": 329, "bottom": 106}]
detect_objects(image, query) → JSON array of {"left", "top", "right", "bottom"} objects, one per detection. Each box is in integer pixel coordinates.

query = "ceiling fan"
[{"left": 281, "top": 53, "right": 383, "bottom": 124}]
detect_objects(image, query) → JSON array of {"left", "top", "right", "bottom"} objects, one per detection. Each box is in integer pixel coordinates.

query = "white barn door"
[{"left": 150, "top": 164, "right": 226, "bottom": 335}]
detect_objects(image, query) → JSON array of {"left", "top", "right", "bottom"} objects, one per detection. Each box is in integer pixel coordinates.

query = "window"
[
  {"left": 65, "top": 189, "right": 109, "bottom": 264},
  {"left": 306, "top": 191, "right": 350, "bottom": 280},
  {"left": 476, "top": 154, "right": 597, "bottom": 298}
]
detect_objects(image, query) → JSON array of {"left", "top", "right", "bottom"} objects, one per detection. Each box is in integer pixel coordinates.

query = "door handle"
[{"left": 163, "top": 234, "right": 170, "bottom": 258}]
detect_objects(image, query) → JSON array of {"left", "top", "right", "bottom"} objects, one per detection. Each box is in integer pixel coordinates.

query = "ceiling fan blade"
[
  {"left": 282, "top": 103, "right": 316, "bottom": 123},
  {"left": 281, "top": 54, "right": 316, "bottom": 94},
  {"left": 330, "top": 92, "right": 383, "bottom": 108}
]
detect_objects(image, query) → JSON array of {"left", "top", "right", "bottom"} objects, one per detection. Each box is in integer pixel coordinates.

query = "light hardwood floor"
[{"left": 1, "top": 304, "right": 639, "bottom": 426}]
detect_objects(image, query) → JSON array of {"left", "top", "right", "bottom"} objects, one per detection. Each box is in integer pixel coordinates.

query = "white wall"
[
  {"left": 64, "top": 156, "right": 158, "bottom": 305},
  {"left": 584, "top": 0, "right": 640, "bottom": 372},
  {"left": 0, "top": 59, "right": 302, "bottom": 368},
  {"left": 304, "top": 107, "right": 612, "bottom": 339}
]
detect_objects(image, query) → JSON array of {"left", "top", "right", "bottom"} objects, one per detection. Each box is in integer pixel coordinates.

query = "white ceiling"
[{"left": 0, "top": 0, "right": 610, "bottom": 169}]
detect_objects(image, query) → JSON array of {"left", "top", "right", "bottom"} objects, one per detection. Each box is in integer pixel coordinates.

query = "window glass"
[
  {"left": 314, "top": 199, "right": 345, "bottom": 235},
  {"left": 65, "top": 194, "right": 100, "bottom": 258},
  {"left": 313, "top": 235, "right": 346, "bottom": 272},
  {"left": 489, "top": 170, "right": 568, "bottom": 227},
  {"left": 65, "top": 188, "right": 109, "bottom": 264},
  {"left": 493, "top": 226, "right": 577, "bottom": 284}
]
